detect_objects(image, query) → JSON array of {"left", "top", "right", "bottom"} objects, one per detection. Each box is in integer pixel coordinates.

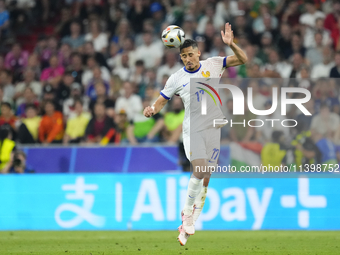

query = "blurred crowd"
[{"left": 0, "top": 0, "right": 340, "bottom": 160}]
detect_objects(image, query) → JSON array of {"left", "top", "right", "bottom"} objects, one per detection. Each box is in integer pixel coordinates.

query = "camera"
[
  {"left": 13, "top": 152, "right": 22, "bottom": 167},
  {"left": 13, "top": 151, "right": 26, "bottom": 168}
]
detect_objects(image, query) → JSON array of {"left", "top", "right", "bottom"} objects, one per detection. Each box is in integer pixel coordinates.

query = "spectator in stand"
[
  {"left": 83, "top": 41, "right": 109, "bottom": 69},
  {"left": 0, "top": 55, "right": 4, "bottom": 71},
  {"left": 196, "top": 4, "right": 224, "bottom": 35},
  {"left": 82, "top": 56, "right": 110, "bottom": 87},
  {"left": 299, "top": 0, "right": 325, "bottom": 49},
  {"left": 311, "top": 46, "right": 334, "bottom": 79},
  {"left": 54, "top": 6, "right": 73, "bottom": 38},
  {"left": 144, "top": 69, "right": 161, "bottom": 92},
  {"left": 16, "top": 87, "right": 40, "bottom": 118},
  {"left": 286, "top": 33, "right": 306, "bottom": 58},
  {"left": 63, "top": 83, "right": 89, "bottom": 120},
  {"left": 41, "top": 85, "right": 59, "bottom": 111},
  {"left": 324, "top": 0, "right": 340, "bottom": 32},
  {"left": 17, "top": 104, "right": 41, "bottom": 144},
  {"left": 40, "top": 55, "right": 65, "bottom": 87},
  {"left": 156, "top": 50, "right": 182, "bottom": 83},
  {"left": 256, "top": 99, "right": 290, "bottom": 144},
  {"left": 129, "top": 59, "right": 145, "bottom": 88},
  {"left": 311, "top": 103, "right": 340, "bottom": 141},
  {"left": 111, "top": 18, "right": 133, "bottom": 50},
  {"left": 0, "top": 102, "right": 17, "bottom": 130},
  {"left": 56, "top": 71, "right": 74, "bottom": 106},
  {"left": 0, "top": 125, "right": 15, "bottom": 173},
  {"left": 280, "top": 1, "right": 301, "bottom": 29},
  {"left": 306, "top": 32, "right": 324, "bottom": 67},
  {"left": 115, "top": 81, "right": 142, "bottom": 121},
  {"left": 58, "top": 43, "right": 72, "bottom": 68},
  {"left": 135, "top": 31, "right": 163, "bottom": 69},
  {"left": 181, "top": 16, "right": 197, "bottom": 41},
  {"left": 85, "top": 102, "right": 119, "bottom": 144},
  {"left": 108, "top": 37, "right": 136, "bottom": 69},
  {"left": 4, "top": 43, "right": 29, "bottom": 80},
  {"left": 33, "top": 35, "right": 47, "bottom": 61},
  {"left": 126, "top": 0, "right": 150, "bottom": 34},
  {"left": 39, "top": 37, "right": 59, "bottom": 69},
  {"left": 162, "top": 96, "right": 183, "bottom": 143},
  {"left": 79, "top": 0, "right": 103, "bottom": 21},
  {"left": 296, "top": 99, "right": 315, "bottom": 131},
  {"left": 112, "top": 52, "right": 131, "bottom": 82},
  {"left": 313, "top": 79, "right": 339, "bottom": 113},
  {"left": 89, "top": 82, "right": 114, "bottom": 113},
  {"left": 63, "top": 99, "right": 91, "bottom": 144},
  {"left": 0, "top": 87, "right": 6, "bottom": 107},
  {"left": 253, "top": 6, "right": 278, "bottom": 35},
  {"left": 149, "top": 2, "right": 164, "bottom": 34},
  {"left": 114, "top": 110, "right": 129, "bottom": 142},
  {"left": 276, "top": 23, "right": 292, "bottom": 59},
  {"left": 14, "top": 68, "right": 42, "bottom": 106},
  {"left": 26, "top": 53, "right": 41, "bottom": 80},
  {"left": 105, "top": 2, "right": 124, "bottom": 36},
  {"left": 314, "top": 18, "right": 332, "bottom": 47},
  {"left": 289, "top": 53, "right": 305, "bottom": 78},
  {"left": 261, "top": 131, "right": 288, "bottom": 169},
  {"left": 262, "top": 49, "right": 292, "bottom": 78},
  {"left": 61, "top": 20, "right": 85, "bottom": 50},
  {"left": 230, "top": 102, "right": 256, "bottom": 143},
  {"left": 39, "top": 100, "right": 64, "bottom": 144},
  {"left": 330, "top": 51, "right": 340, "bottom": 78},
  {"left": 85, "top": 19, "right": 108, "bottom": 54},
  {"left": 86, "top": 68, "right": 110, "bottom": 100},
  {"left": 232, "top": 15, "right": 254, "bottom": 44},
  {"left": 0, "top": 70, "right": 15, "bottom": 101},
  {"left": 0, "top": 0, "right": 9, "bottom": 38},
  {"left": 256, "top": 32, "right": 274, "bottom": 64},
  {"left": 69, "top": 52, "right": 84, "bottom": 84},
  {"left": 127, "top": 98, "right": 164, "bottom": 144}
]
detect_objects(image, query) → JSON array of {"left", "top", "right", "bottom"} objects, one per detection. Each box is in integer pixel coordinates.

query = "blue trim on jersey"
[
  {"left": 223, "top": 57, "right": 227, "bottom": 68},
  {"left": 160, "top": 92, "right": 170, "bottom": 100},
  {"left": 183, "top": 63, "right": 202, "bottom": 73}
]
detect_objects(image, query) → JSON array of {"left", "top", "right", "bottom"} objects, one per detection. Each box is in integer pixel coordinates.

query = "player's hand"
[
  {"left": 143, "top": 106, "right": 155, "bottom": 118},
  {"left": 221, "top": 22, "right": 234, "bottom": 46}
]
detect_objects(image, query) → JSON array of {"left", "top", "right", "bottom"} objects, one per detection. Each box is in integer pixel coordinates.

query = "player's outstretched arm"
[
  {"left": 143, "top": 95, "right": 168, "bottom": 118},
  {"left": 221, "top": 23, "right": 248, "bottom": 67}
]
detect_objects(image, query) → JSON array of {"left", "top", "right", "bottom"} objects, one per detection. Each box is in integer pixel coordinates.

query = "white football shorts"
[{"left": 183, "top": 127, "right": 221, "bottom": 162}]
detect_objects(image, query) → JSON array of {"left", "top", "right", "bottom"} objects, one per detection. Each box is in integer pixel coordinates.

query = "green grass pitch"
[{"left": 0, "top": 231, "right": 340, "bottom": 254}]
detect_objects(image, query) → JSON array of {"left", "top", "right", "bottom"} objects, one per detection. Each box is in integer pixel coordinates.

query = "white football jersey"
[{"left": 160, "top": 56, "right": 227, "bottom": 138}]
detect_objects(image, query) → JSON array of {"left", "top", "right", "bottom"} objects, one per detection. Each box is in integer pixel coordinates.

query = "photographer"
[
  {"left": 1, "top": 150, "right": 33, "bottom": 174},
  {"left": 0, "top": 125, "right": 15, "bottom": 173}
]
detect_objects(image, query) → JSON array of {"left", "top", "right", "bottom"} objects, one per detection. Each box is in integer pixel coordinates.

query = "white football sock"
[
  {"left": 183, "top": 177, "right": 203, "bottom": 215},
  {"left": 193, "top": 185, "right": 208, "bottom": 222}
]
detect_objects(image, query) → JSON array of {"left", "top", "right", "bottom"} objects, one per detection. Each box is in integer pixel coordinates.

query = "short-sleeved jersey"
[{"left": 160, "top": 56, "right": 227, "bottom": 137}]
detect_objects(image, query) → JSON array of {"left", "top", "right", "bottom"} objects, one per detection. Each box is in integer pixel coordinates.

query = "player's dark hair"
[{"left": 180, "top": 39, "right": 198, "bottom": 52}]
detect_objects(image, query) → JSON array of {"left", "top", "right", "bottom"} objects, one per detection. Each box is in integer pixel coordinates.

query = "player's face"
[{"left": 180, "top": 46, "right": 201, "bottom": 71}]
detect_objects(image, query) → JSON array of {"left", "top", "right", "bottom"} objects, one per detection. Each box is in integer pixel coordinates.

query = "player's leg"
[
  {"left": 178, "top": 160, "right": 210, "bottom": 245},
  {"left": 179, "top": 132, "right": 209, "bottom": 236},
  {"left": 181, "top": 158, "right": 210, "bottom": 235},
  {"left": 193, "top": 128, "right": 221, "bottom": 223},
  {"left": 193, "top": 165, "right": 214, "bottom": 223}
]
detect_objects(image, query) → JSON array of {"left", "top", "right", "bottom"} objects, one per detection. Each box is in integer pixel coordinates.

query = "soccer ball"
[{"left": 161, "top": 25, "right": 185, "bottom": 48}]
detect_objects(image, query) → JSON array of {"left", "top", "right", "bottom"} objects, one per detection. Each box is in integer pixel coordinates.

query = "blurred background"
[{"left": 0, "top": 0, "right": 340, "bottom": 232}]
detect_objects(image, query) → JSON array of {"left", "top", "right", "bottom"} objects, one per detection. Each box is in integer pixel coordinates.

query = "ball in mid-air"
[{"left": 161, "top": 25, "right": 185, "bottom": 48}]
